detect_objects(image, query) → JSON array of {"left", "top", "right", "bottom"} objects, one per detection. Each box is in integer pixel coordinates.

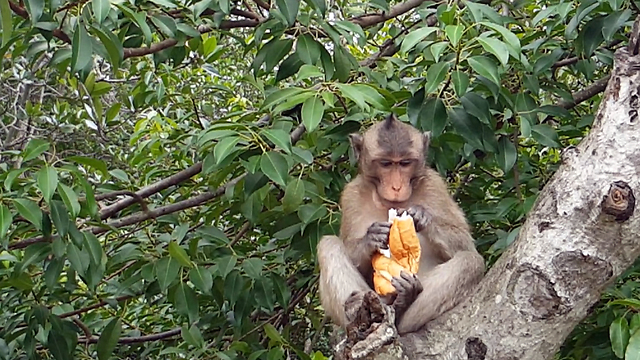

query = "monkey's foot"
[{"left": 343, "top": 291, "right": 398, "bottom": 359}]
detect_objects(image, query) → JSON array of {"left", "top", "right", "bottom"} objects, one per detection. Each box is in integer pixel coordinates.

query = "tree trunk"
[{"left": 342, "top": 33, "right": 640, "bottom": 360}]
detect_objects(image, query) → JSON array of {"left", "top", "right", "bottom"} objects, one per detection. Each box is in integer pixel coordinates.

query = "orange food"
[{"left": 371, "top": 209, "right": 421, "bottom": 295}]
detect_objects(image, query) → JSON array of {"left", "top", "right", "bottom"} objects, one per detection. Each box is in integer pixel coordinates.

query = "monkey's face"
[{"left": 370, "top": 157, "right": 418, "bottom": 204}]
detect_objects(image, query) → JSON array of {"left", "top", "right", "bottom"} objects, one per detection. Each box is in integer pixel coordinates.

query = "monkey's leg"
[
  {"left": 318, "top": 235, "right": 372, "bottom": 327},
  {"left": 396, "top": 250, "right": 484, "bottom": 334}
]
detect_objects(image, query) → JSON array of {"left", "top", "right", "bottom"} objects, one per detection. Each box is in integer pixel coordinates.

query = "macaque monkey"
[{"left": 317, "top": 114, "right": 485, "bottom": 334}]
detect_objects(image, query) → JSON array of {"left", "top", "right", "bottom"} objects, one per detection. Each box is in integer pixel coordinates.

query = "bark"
[{"left": 337, "top": 39, "right": 640, "bottom": 360}]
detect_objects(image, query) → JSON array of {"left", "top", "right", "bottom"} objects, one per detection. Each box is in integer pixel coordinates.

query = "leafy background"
[{"left": 1, "top": 0, "right": 640, "bottom": 358}]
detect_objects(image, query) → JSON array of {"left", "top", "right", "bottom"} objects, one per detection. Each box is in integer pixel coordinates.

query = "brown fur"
[{"left": 318, "top": 115, "right": 485, "bottom": 334}]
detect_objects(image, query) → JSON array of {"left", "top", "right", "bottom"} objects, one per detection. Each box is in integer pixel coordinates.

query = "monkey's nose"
[{"left": 392, "top": 185, "right": 402, "bottom": 192}]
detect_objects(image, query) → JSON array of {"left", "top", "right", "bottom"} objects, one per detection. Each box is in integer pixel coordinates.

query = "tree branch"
[
  {"left": 350, "top": 0, "right": 437, "bottom": 28},
  {"left": 8, "top": 124, "right": 307, "bottom": 250},
  {"left": 80, "top": 327, "right": 181, "bottom": 344},
  {"left": 558, "top": 75, "right": 611, "bottom": 109}
]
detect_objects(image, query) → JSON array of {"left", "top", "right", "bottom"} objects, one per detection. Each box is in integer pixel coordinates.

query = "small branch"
[
  {"left": 229, "top": 221, "right": 251, "bottom": 247},
  {"left": 253, "top": 0, "right": 270, "bottom": 11},
  {"left": 99, "top": 163, "right": 203, "bottom": 220},
  {"left": 552, "top": 40, "right": 624, "bottom": 69},
  {"left": 558, "top": 75, "right": 611, "bottom": 109},
  {"left": 9, "top": 1, "right": 71, "bottom": 44},
  {"left": 9, "top": 124, "right": 308, "bottom": 250},
  {"left": 359, "top": 15, "right": 437, "bottom": 68},
  {"left": 350, "top": 0, "right": 436, "bottom": 28},
  {"left": 59, "top": 295, "right": 135, "bottom": 319},
  {"left": 80, "top": 327, "right": 181, "bottom": 344}
]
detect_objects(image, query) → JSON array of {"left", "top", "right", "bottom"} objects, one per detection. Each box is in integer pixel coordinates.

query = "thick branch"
[{"left": 373, "top": 47, "right": 640, "bottom": 360}]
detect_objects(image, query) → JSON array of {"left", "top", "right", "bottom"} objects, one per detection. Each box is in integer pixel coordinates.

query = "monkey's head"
[{"left": 349, "top": 114, "right": 431, "bottom": 205}]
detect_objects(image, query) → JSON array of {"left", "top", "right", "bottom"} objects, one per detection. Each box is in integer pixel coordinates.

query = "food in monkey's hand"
[{"left": 371, "top": 209, "right": 422, "bottom": 295}]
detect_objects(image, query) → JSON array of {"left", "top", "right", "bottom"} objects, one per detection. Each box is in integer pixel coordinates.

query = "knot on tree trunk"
[
  {"left": 336, "top": 291, "right": 400, "bottom": 360},
  {"left": 601, "top": 181, "right": 635, "bottom": 222}
]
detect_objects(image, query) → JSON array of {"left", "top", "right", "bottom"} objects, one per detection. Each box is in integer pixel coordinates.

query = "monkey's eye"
[
  {"left": 379, "top": 160, "right": 393, "bottom": 168},
  {"left": 399, "top": 160, "right": 413, "bottom": 167}
]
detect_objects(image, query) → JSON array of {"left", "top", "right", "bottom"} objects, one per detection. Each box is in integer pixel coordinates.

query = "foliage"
[{"left": 0, "top": 0, "right": 639, "bottom": 359}]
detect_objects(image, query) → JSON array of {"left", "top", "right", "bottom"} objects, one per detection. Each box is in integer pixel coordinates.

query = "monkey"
[{"left": 317, "top": 114, "right": 485, "bottom": 335}]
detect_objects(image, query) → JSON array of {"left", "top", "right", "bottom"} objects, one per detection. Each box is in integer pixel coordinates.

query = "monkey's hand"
[
  {"left": 363, "top": 222, "right": 392, "bottom": 255},
  {"left": 405, "top": 205, "right": 431, "bottom": 232},
  {"left": 391, "top": 271, "right": 423, "bottom": 317}
]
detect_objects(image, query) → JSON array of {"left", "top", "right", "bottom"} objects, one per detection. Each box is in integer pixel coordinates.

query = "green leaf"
[
  {"left": 418, "top": 98, "right": 448, "bottom": 137},
  {"left": 254, "top": 38, "right": 293, "bottom": 74},
  {"left": 242, "top": 258, "right": 264, "bottom": 279},
  {"left": 37, "top": 166, "right": 58, "bottom": 203},
  {"left": 13, "top": 199, "right": 42, "bottom": 230},
  {"left": 68, "top": 156, "right": 109, "bottom": 179},
  {"left": 276, "top": 53, "right": 304, "bottom": 82},
  {"left": 611, "top": 316, "right": 630, "bottom": 358},
  {"left": 296, "top": 34, "right": 321, "bottom": 65},
  {"left": 173, "top": 283, "right": 199, "bottom": 323},
  {"left": 0, "top": 205, "right": 12, "bottom": 242},
  {"left": 531, "top": 124, "right": 560, "bottom": 147},
  {"left": 71, "top": 22, "right": 93, "bottom": 73},
  {"left": 477, "top": 37, "right": 509, "bottom": 66},
  {"left": 97, "top": 318, "right": 122, "bottom": 360},
  {"left": 631, "top": 314, "right": 640, "bottom": 335},
  {"left": 303, "top": 0, "right": 326, "bottom": 15},
  {"left": 216, "top": 255, "right": 237, "bottom": 278},
  {"left": 627, "top": 329, "right": 640, "bottom": 360},
  {"left": 254, "top": 277, "right": 275, "bottom": 312},
  {"left": 496, "top": 137, "right": 517, "bottom": 173},
  {"left": 44, "top": 257, "right": 64, "bottom": 290},
  {"left": 276, "top": 0, "right": 299, "bottom": 27},
  {"left": 602, "top": 10, "right": 632, "bottom": 41},
  {"left": 298, "top": 204, "right": 327, "bottom": 224},
  {"left": 445, "top": 25, "right": 464, "bottom": 47},
  {"left": 424, "top": 62, "right": 451, "bottom": 94},
  {"left": 261, "top": 129, "right": 292, "bottom": 154},
  {"left": 58, "top": 184, "right": 81, "bottom": 218},
  {"left": 451, "top": 71, "right": 469, "bottom": 98},
  {"left": 150, "top": 15, "right": 177, "bottom": 38},
  {"left": 49, "top": 201, "right": 70, "bottom": 238},
  {"left": 22, "top": 139, "right": 50, "bottom": 162},
  {"left": 181, "top": 324, "right": 205, "bottom": 349},
  {"left": 461, "top": 93, "right": 492, "bottom": 125},
  {"left": 84, "top": 233, "right": 103, "bottom": 266},
  {"left": 283, "top": 178, "right": 305, "bottom": 213},
  {"left": 24, "top": 0, "right": 43, "bottom": 23},
  {"left": 92, "top": 0, "right": 110, "bottom": 23},
  {"left": 468, "top": 56, "right": 501, "bottom": 86},
  {"left": 168, "top": 241, "right": 192, "bottom": 268},
  {"left": 91, "top": 25, "right": 123, "bottom": 69},
  {"left": 224, "top": 270, "right": 246, "bottom": 306},
  {"left": 400, "top": 27, "right": 438, "bottom": 54},
  {"left": 67, "top": 242, "right": 89, "bottom": 276},
  {"left": 264, "top": 323, "right": 284, "bottom": 343},
  {"left": 214, "top": 137, "right": 240, "bottom": 165},
  {"left": 301, "top": 96, "right": 324, "bottom": 132},
  {"left": 449, "top": 108, "right": 484, "bottom": 150},
  {"left": 189, "top": 266, "right": 213, "bottom": 293},
  {"left": 47, "top": 330, "right": 71, "bottom": 360},
  {"left": 480, "top": 22, "right": 521, "bottom": 54},
  {"left": 155, "top": 257, "right": 181, "bottom": 291},
  {"left": 0, "top": 0, "right": 12, "bottom": 47},
  {"left": 260, "top": 151, "right": 289, "bottom": 187}
]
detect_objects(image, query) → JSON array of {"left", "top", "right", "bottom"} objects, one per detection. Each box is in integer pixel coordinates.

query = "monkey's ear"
[
  {"left": 422, "top": 131, "right": 431, "bottom": 150},
  {"left": 349, "top": 133, "right": 364, "bottom": 161}
]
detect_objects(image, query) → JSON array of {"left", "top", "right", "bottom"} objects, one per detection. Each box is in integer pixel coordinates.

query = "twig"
[{"left": 557, "top": 75, "right": 611, "bottom": 109}]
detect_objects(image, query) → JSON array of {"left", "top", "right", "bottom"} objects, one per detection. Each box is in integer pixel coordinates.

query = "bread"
[{"left": 371, "top": 209, "right": 421, "bottom": 295}]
